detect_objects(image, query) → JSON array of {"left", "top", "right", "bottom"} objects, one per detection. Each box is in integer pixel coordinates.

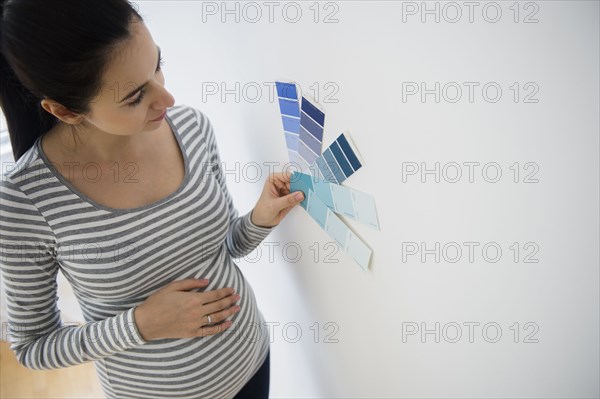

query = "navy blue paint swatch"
[
  {"left": 337, "top": 134, "right": 362, "bottom": 171},
  {"left": 330, "top": 141, "right": 354, "bottom": 178},
  {"left": 301, "top": 97, "right": 325, "bottom": 127}
]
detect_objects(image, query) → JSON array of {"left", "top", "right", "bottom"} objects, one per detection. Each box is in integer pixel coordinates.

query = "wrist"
[
  {"left": 250, "top": 208, "right": 272, "bottom": 228},
  {"left": 133, "top": 305, "right": 153, "bottom": 341}
]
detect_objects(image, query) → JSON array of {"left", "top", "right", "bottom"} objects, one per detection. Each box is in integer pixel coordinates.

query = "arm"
[
  {"left": 0, "top": 180, "right": 146, "bottom": 370},
  {"left": 197, "top": 109, "right": 274, "bottom": 259}
]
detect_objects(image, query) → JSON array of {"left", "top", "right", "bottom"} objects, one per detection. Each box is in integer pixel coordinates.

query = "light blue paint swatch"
[
  {"left": 294, "top": 172, "right": 380, "bottom": 230},
  {"left": 324, "top": 210, "right": 350, "bottom": 248},
  {"left": 350, "top": 189, "right": 380, "bottom": 230},
  {"left": 292, "top": 175, "right": 373, "bottom": 270},
  {"left": 330, "top": 183, "right": 356, "bottom": 219},
  {"left": 344, "top": 233, "right": 372, "bottom": 271},
  {"left": 290, "top": 171, "right": 313, "bottom": 209},
  {"left": 313, "top": 179, "right": 335, "bottom": 209},
  {"left": 306, "top": 190, "right": 328, "bottom": 229}
]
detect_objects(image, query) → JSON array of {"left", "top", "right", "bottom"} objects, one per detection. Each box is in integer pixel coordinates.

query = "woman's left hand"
[{"left": 250, "top": 171, "right": 305, "bottom": 228}]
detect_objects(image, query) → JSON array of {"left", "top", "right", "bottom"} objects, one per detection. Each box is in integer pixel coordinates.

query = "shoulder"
[
  {"left": 166, "top": 104, "right": 216, "bottom": 143},
  {"left": 0, "top": 170, "right": 52, "bottom": 234},
  {"left": 167, "top": 104, "right": 213, "bottom": 130},
  {"left": 1, "top": 137, "right": 46, "bottom": 192}
]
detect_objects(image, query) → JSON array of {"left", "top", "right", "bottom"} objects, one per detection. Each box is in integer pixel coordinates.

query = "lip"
[{"left": 150, "top": 110, "right": 167, "bottom": 122}]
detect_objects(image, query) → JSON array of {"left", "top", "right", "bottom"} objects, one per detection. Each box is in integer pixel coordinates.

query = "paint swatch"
[
  {"left": 278, "top": 78, "right": 376, "bottom": 271},
  {"left": 305, "top": 190, "right": 372, "bottom": 270},
  {"left": 292, "top": 172, "right": 379, "bottom": 230},
  {"left": 313, "top": 178, "right": 379, "bottom": 230},
  {"left": 290, "top": 170, "right": 314, "bottom": 210},
  {"left": 310, "top": 132, "right": 363, "bottom": 184},
  {"left": 290, "top": 172, "right": 375, "bottom": 270},
  {"left": 275, "top": 81, "right": 301, "bottom": 164},
  {"left": 298, "top": 96, "right": 325, "bottom": 173}
]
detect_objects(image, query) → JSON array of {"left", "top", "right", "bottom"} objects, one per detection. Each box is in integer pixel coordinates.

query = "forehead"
[{"left": 101, "top": 21, "right": 156, "bottom": 96}]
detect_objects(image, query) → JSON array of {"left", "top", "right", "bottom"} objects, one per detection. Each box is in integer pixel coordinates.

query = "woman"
[{"left": 0, "top": 1, "right": 304, "bottom": 398}]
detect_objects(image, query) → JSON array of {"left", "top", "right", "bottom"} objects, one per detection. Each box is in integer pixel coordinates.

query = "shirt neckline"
[{"left": 36, "top": 109, "right": 191, "bottom": 213}]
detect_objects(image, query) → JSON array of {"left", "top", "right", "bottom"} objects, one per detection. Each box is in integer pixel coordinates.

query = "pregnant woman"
[{"left": 0, "top": 0, "right": 303, "bottom": 398}]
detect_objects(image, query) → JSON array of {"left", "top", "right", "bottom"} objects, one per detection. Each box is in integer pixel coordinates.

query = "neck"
[{"left": 51, "top": 121, "right": 159, "bottom": 164}]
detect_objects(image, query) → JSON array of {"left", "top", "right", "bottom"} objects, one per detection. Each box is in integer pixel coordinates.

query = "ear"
[{"left": 40, "top": 98, "right": 84, "bottom": 125}]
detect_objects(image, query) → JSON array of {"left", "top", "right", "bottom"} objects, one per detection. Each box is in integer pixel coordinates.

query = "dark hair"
[{"left": 0, "top": 0, "right": 143, "bottom": 161}]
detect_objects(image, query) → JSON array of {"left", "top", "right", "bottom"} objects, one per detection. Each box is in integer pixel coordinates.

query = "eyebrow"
[{"left": 119, "top": 45, "right": 161, "bottom": 103}]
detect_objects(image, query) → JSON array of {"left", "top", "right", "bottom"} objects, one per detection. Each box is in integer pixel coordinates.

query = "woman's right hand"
[{"left": 133, "top": 278, "right": 241, "bottom": 341}]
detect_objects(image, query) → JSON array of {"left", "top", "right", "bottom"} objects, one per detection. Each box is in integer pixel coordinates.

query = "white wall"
[{"left": 2, "top": 1, "right": 599, "bottom": 398}]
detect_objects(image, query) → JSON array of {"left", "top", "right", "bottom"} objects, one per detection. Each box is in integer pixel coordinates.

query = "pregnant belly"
[{"left": 96, "top": 262, "right": 270, "bottom": 399}]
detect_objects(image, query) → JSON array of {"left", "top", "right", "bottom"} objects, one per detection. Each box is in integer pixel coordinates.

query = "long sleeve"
[
  {"left": 0, "top": 179, "right": 147, "bottom": 370},
  {"left": 197, "top": 109, "right": 274, "bottom": 259}
]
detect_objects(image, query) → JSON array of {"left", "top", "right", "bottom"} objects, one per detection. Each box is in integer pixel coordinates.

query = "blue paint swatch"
[
  {"left": 276, "top": 81, "right": 298, "bottom": 99},
  {"left": 306, "top": 190, "right": 328, "bottom": 229},
  {"left": 330, "top": 183, "right": 355, "bottom": 218},
  {"left": 298, "top": 96, "right": 325, "bottom": 171},
  {"left": 292, "top": 172, "right": 380, "bottom": 230},
  {"left": 275, "top": 81, "right": 301, "bottom": 164},
  {"left": 290, "top": 171, "right": 313, "bottom": 209},
  {"left": 323, "top": 149, "right": 345, "bottom": 184},
  {"left": 301, "top": 97, "right": 325, "bottom": 127},
  {"left": 337, "top": 134, "right": 362, "bottom": 171},
  {"left": 302, "top": 191, "right": 373, "bottom": 270},
  {"left": 310, "top": 133, "right": 363, "bottom": 184}
]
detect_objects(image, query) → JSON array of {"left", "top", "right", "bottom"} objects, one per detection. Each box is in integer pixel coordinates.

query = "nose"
[{"left": 152, "top": 83, "right": 176, "bottom": 110}]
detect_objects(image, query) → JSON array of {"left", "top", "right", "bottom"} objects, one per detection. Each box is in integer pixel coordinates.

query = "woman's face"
[{"left": 53, "top": 20, "right": 176, "bottom": 137}]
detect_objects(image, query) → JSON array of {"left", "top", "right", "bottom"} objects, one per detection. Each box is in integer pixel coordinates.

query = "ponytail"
[{"left": 0, "top": 48, "right": 57, "bottom": 162}]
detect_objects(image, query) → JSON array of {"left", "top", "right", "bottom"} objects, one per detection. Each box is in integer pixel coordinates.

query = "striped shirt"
[{"left": 0, "top": 105, "right": 273, "bottom": 398}]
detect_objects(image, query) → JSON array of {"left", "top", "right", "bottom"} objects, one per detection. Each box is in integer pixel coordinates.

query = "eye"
[
  {"left": 157, "top": 54, "right": 164, "bottom": 71},
  {"left": 128, "top": 90, "right": 145, "bottom": 107},
  {"left": 127, "top": 55, "right": 165, "bottom": 108}
]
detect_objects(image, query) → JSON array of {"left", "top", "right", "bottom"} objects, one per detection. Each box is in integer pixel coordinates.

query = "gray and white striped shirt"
[{"left": 0, "top": 104, "right": 272, "bottom": 398}]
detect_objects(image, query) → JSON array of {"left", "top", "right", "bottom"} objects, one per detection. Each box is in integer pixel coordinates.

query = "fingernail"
[{"left": 294, "top": 192, "right": 304, "bottom": 201}]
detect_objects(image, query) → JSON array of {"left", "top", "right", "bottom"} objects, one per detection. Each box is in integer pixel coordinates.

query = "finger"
[
  {"left": 268, "top": 172, "right": 283, "bottom": 185},
  {"left": 198, "top": 287, "right": 236, "bottom": 304},
  {"left": 278, "top": 205, "right": 294, "bottom": 220},
  {"left": 271, "top": 171, "right": 292, "bottom": 185},
  {"left": 203, "top": 292, "right": 241, "bottom": 314},
  {"left": 197, "top": 320, "right": 233, "bottom": 337},
  {"left": 167, "top": 278, "right": 210, "bottom": 292},
  {"left": 275, "top": 184, "right": 290, "bottom": 197},
  {"left": 202, "top": 303, "right": 241, "bottom": 326},
  {"left": 270, "top": 181, "right": 287, "bottom": 197},
  {"left": 271, "top": 175, "right": 289, "bottom": 192},
  {"left": 274, "top": 191, "right": 304, "bottom": 210}
]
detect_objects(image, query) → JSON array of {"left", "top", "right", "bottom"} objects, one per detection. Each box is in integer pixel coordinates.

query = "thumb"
[
  {"left": 166, "top": 278, "right": 210, "bottom": 292},
  {"left": 275, "top": 190, "right": 304, "bottom": 210}
]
